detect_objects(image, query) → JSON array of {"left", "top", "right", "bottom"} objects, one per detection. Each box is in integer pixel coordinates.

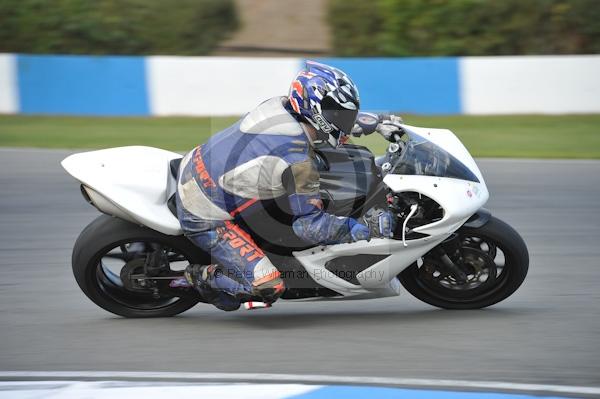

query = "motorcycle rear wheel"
[
  {"left": 399, "top": 216, "right": 529, "bottom": 309},
  {"left": 72, "top": 214, "right": 207, "bottom": 318}
]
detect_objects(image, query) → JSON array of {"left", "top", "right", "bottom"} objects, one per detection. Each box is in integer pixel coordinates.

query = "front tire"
[
  {"left": 72, "top": 215, "right": 207, "bottom": 318},
  {"left": 399, "top": 216, "right": 529, "bottom": 309}
]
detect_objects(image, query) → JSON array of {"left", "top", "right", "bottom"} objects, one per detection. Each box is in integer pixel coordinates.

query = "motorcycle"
[{"left": 61, "top": 121, "right": 529, "bottom": 317}]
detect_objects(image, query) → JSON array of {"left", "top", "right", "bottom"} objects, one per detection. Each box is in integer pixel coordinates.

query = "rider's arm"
[{"left": 282, "top": 159, "right": 369, "bottom": 245}]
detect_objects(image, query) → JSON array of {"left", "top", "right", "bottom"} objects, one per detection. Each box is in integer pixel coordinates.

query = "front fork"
[{"left": 425, "top": 234, "right": 469, "bottom": 283}]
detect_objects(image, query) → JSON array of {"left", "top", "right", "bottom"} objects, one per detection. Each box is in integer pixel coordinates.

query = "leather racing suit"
[{"left": 176, "top": 97, "right": 363, "bottom": 306}]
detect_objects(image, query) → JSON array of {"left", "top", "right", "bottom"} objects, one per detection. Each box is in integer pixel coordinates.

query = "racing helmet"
[{"left": 288, "top": 61, "right": 360, "bottom": 147}]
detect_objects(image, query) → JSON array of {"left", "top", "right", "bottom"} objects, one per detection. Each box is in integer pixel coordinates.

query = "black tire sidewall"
[
  {"left": 399, "top": 216, "right": 529, "bottom": 309},
  {"left": 72, "top": 215, "right": 208, "bottom": 318}
]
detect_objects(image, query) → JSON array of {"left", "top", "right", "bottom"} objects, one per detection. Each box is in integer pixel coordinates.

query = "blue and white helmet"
[{"left": 288, "top": 61, "right": 360, "bottom": 147}]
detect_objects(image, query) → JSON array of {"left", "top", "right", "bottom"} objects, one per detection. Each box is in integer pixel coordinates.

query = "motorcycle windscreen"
[{"left": 391, "top": 131, "right": 480, "bottom": 183}]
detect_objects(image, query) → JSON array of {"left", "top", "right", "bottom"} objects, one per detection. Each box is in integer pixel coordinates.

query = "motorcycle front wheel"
[
  {"left": 72, "top": 214, "right": 207, "bottom": 318},
  {"left": 399, "top": 216, "right": 529, "bottom": 309}
]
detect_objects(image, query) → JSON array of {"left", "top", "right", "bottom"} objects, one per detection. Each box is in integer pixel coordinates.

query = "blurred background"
[
  {"left": 1, "top": 2, "right": 600, "bottom": 396},
  {"left": 0, "top": 0, "right": 598, "bottom": 157}
]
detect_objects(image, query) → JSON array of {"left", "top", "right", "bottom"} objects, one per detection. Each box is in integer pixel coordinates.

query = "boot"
[{"left": 184, "top": 264, "right": 240, "bottom": 311}]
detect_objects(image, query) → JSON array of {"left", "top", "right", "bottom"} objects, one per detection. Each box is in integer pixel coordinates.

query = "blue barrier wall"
[
  {"left": 8, "top": 55, "right": 462, "bottom": 116},
  {"left": 17, "top": 54, "right": 149, "bottom": 116},
  {"left": 2, "top": 54, "right": 598, "bottom": 116},
  {"left": 316, "top": 58, "right": 461, "bottom": 114}
]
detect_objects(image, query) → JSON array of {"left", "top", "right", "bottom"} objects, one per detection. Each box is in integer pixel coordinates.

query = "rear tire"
[
  {"left": 399, "top": 216, "right": 529, "bottom": 309},
  {"left": 72, "top": 215, "right": 207, "bottom": 318}
]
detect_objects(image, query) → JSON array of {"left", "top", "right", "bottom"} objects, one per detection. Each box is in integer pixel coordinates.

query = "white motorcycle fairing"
[
  {"left": 292, "top": 124, "right": 489, "bottom": 298},
  {"left": 62, "top": 146, "right": 184, "bottom": 235},
  {"left": 61, "top": 124, "right": 489, "bottom": 300}
]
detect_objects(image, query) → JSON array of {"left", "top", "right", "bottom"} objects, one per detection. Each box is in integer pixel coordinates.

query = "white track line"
[{"left": 0, "top": 372, "right": 599, "bottom": 396}]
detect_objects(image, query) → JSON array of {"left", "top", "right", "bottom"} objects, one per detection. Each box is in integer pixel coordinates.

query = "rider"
[{"left": 175, "top": 61, "right": 396, "bottom": 311}]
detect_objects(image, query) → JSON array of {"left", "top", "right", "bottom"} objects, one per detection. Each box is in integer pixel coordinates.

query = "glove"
[
  {"left": 381, "top": 114, "right": 404, "bottom": 125},
  {"left": 349, "top": 220, "right": 371, "bottom": 242},
  {"left": 362, "top": 207, "right": 396, "bottom": 238},
  {"left": 376, "top": 114, "right": 404, "bottom": 142}
]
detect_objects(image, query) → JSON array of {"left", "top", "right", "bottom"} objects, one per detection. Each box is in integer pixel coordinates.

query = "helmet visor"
[{"left": 320, "top": 95, "right": 358, "bottom": 136}]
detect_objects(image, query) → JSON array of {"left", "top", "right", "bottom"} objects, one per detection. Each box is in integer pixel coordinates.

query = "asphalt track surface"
[{"left": 0, "top": 148, "right": 599, "bottom": 390}]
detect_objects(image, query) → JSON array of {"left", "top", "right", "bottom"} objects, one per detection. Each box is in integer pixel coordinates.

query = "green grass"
[
  {"left": 354, "top": 114, "right": 600, "bottom": 159},
  {"left": 0, "top": 114, "right": 599, "bottom": 158},
  {"left": 0, "top": 115, "right": 238, "bottom": 151}
]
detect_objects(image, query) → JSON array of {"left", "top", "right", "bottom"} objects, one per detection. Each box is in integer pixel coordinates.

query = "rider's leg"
[
  {"left": 215, "top": 221, "right": 286, "bottom": 303},
  {"left": 177, "top": 206, "right": 284, "bottom": 308},
  {"left": 184, "top": 223, "right": 285, "bottom": 305}
]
